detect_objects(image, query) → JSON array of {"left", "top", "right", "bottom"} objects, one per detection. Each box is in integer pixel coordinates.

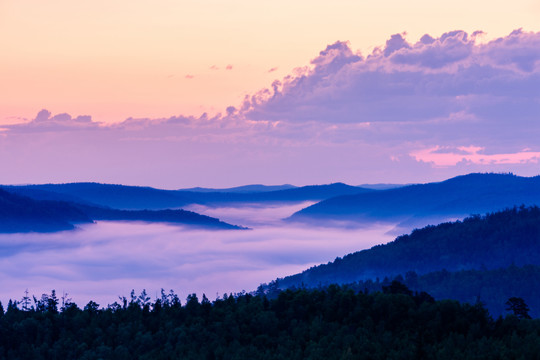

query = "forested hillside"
[
  {"left": 282, "top": 206, "right": 540, "bottom": 286},
  {"left": 0, "top": 189, "right": 92, "bottom": 232},
  {"left": 317, "top": 265, "right": 540, "bottom": 317},
  {"left": 1, "top": 286, "right": 539, "bottom": 359}
]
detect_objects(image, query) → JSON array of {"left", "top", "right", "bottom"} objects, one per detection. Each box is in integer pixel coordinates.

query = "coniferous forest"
[{"left": 1, "top": 285, "right": 540, "bottom": 359}]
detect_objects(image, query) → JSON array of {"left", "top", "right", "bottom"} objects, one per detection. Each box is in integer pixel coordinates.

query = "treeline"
[
  {"left": 304, "top": 264, "right": 540, "bottom": 318},
  {"left": 1, "top": 286, "right": 540, "bottom": 359}
]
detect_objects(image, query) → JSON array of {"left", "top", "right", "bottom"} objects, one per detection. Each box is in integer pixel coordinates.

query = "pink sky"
[{"left": 1, "top": 1, "right": 540, "bottom": 187}]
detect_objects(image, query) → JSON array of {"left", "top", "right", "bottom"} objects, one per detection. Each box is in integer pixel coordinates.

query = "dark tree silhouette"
[
  {"left": 382, "top": 280, "right": 413, "bottom": 296},
  {"left": 1, "top": 287, "right": 540, "bottom": 359},
  {"left": 505, "top": 297, "right": 531, "bottom": 319}
]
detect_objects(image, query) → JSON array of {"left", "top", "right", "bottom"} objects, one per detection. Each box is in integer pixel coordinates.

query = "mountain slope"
[
  {"left": 319, "top": 265, "right": 540, "bottom": 318},
  {"left": 280, "top": 206, "right": 540, "bottom": 287},
  {"left": 290, "top": 173, "right": 540, "bottom": 227},
  {"left": 77, "top": 205, "right": 245, "bottom": 230},
  {"left": 0, "top": 189, "right": 92, "bottom": 232},
  {"left": 7, "top": 183, "right": 195, "bottom": 210},
  {"left": 0, "top": 189, "right": 244, "bottom": 233}
]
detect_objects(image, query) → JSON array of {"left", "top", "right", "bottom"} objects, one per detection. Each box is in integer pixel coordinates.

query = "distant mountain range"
[
  {"left": 3, "top": 182, "right": 371, "bottom": 210},
  {"left": 289, "top": 173, "right": 540, "bottom": 230},
  {"left": 181, "top": 184, "right": 297, "bottom": 193},
  {"left": 0, "top": 181, "right": 375, "bottom": 233},
  {"left": 4, "top": 172, "right": 540, "bottom": 233},
  {"left": 0, "top": 189, "right": 243, "bottom": 233},
  {"left": 4, "top": 183, "right": 193, "bottom": 210}
]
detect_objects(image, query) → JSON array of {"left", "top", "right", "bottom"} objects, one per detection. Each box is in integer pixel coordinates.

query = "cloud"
[
  {"left": 383, "top": 32, "right": 411, "bottom": 56},
  {"left": 239, "top": 30, "right": 540, "bottom": 158},
  {"left": 243, "top": 30, "right": 540, "bottom": 130},
  {"left": 411, "top": 146, "right": 540, "bottom": 167},
  {"left": 482, "top": 29, "right": 540, "bottom": 72},
  {"left": 268, "top": 67, "right": 278, "bottom": 73},
  {"left": 5, "top": 109, "right": 100, "bottom": 132},
  {"left": 1, "top": 30, "right": 540, "bottom": 186},
  {"left": 390, "top": 30, "right": 472, "bottom": 68},
  {"left": 185, "top": 74, "right": 194, "bottom": 79},
  {"left": 226, "top": 64, "right": 233, "bottom": 70}
]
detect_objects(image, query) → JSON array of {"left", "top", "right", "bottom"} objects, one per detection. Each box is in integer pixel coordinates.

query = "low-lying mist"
[
  {"left": 0, "top": 203, "right": 396, "bottom": 307},
  {"left": 184, "top": 201, "right": 316, "bottom": 227}
]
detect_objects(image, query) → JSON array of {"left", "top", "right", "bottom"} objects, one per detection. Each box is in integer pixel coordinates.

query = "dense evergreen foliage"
[
  {"left": 307, "top": 265, "right": 540, "bottom": 318},
  {"left": 1, "top": 286, "right": 540, "bottom": 359}
]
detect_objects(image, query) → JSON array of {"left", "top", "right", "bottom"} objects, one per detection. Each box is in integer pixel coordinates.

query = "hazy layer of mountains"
[
  {"left": 3, "top": 172, "right": 540, "bottom": 233},
  {"left": 289, "top": 173, "right": 540, "bottom": 230},
  {"left": 0, "top": 182, "right": 373, "bottom": 232},
  {"left": 4, "top": 182, "right": 371, "bottom": 210},
  {"left": 0, "top": 189, "right": 243, "bottom": 233}
]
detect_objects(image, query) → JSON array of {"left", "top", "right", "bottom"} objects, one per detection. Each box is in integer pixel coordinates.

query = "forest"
[
  {"left": 268, "top": 206, "right": 540, "bottom": 318},
  {"left": 314, "top": 264, "right": 540, "bottom": 318},
  {"left": 1, "top": 285, "right": 540, "bottom": 359},
  {"left": 280, "top": 206, "right": 540, "bottom": 286}
]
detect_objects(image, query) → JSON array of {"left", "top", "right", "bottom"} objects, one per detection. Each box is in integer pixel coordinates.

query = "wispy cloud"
[{"left": 411, "top": 146, "right": 540, "bottom": 167}]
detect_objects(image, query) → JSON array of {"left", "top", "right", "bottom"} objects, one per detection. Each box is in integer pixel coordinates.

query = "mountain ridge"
[
  {"left": 279, "top": 205, "right": 540, "bottom": 287},
  {"left": 0, "top": 189, "right": 243, "bottom": 233},
  {"left": 3, "top": 182, "right": 372, "bottom": 210},
  {"left": 290, "top": 173, "right": 540, "bottom": 229}
]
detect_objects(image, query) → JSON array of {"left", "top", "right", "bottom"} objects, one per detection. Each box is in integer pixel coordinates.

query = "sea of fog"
[{"left": 0, "top": 202, "right": 396, "bottom": 307}]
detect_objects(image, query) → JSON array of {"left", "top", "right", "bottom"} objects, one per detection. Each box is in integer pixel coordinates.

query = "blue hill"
[{"left": 290, "top": 173, "right": 540, "bottom": 228}]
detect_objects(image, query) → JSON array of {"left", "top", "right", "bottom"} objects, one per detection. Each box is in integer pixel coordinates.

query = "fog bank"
[{"left": 0, "top": 204, "right": 395, "bottom": 307}]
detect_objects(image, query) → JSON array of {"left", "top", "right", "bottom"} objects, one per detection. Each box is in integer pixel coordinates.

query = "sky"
[{"left": 1, "top": 0, "right": 540, "bottom": 188}]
